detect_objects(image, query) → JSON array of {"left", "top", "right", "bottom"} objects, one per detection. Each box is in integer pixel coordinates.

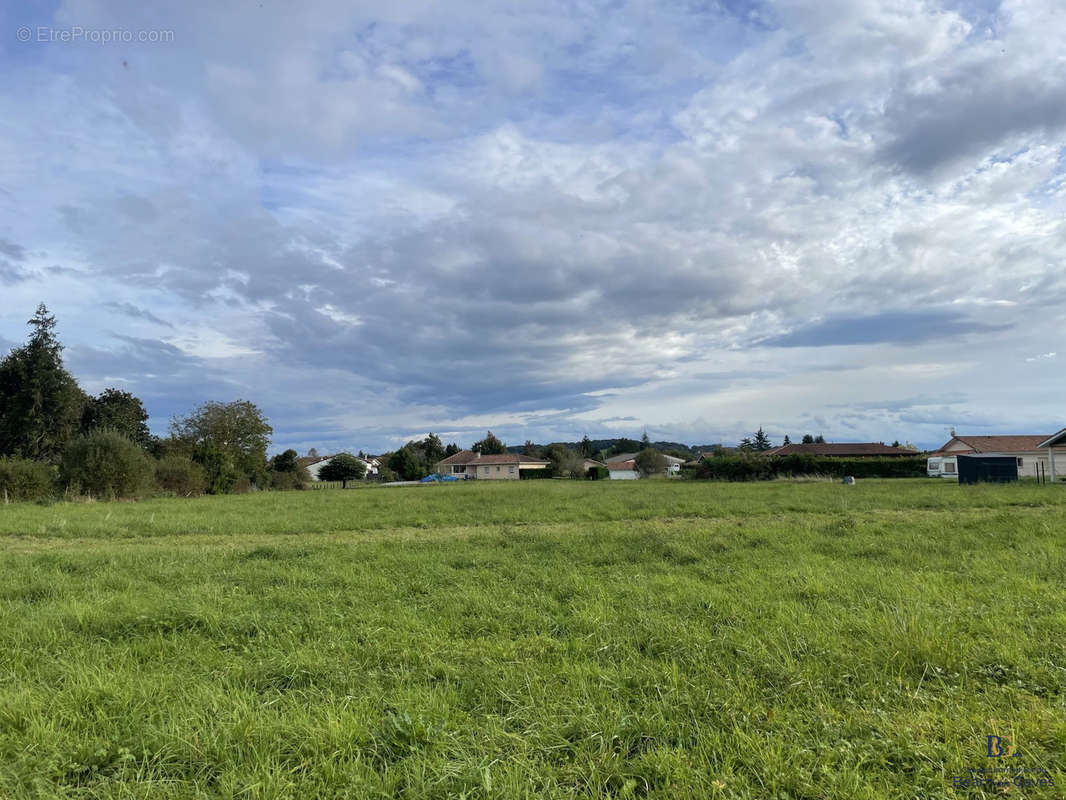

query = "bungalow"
[
  {"left": 434, "top": 450, "right": 550, "bottom": 480},
  {"left": 605, "top": 452, "right": 686, "bottom": 479},
  {"left": 930, "top": 434, "right": 1066, "bottom": 480},
  {"left": 763, "top": 442, "right": 914, "bottom": 457}
]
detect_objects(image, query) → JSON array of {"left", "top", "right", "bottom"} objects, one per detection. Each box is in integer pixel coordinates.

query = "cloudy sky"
[{"left": 1, "top": 0, "right": 1064, "bottom": 454}]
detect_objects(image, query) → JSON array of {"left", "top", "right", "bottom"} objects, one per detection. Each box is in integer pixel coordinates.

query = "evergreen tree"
[
  {"left": 0, "top": 304, "right": 87, "bottom": 462},
  {"left": 783, "top": 434, "right": 792, "bottom": 445},
  {"left": 472, "top": 430, "right": 506, "bottom": 455},
  {"left": 801, "top": 434, "right": 814, "bottom": 444},
  {"left": 444, "top": 442, "right": 460, "bottom": 457},
  {"left": 580, "top": 435, "right": 593, "bottom": 457},
  {"left": 524, "top": 439, "right": 540, "bottom": 457},
  {"left": 814, "top": 434, "right": 826, "bottom": 444},
  {"left": 753, "top": 426, "right": 773, "bottom": 451}
]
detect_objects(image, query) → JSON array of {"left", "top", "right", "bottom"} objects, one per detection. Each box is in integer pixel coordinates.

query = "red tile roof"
[
  {"left": 764, "top": 443, "right": 915, "bottom": 457},
  {"left": 436, "top": 450, "right": 549, "bottom": 466},
  {"left": 934, "top": 435, "right": 1056, "bottom": 455}
]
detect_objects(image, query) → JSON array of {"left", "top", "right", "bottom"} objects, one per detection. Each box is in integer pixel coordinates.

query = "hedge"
[
  {"left": 685, "top": 454, "right": 927, "bottom": 481},
  {"left": 0, "top": 457, "right": 55, "bottom": 502}
]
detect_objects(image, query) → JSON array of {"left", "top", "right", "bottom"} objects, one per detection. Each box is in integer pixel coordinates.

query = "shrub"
[
  {"left": 0, "top": 457, "right": 55, "bottom": 502},
  {"left": 155, "top": 455, "right": 208, "bottom": 497},
  {"left": 687, "top": 455, "right": 927, "bottom": 481},
  {"left": 268, "top": 469, "right": 307, "bottom": 491},
  {"left": 59, "top": 429, "right": 154, "bottom": 499}
]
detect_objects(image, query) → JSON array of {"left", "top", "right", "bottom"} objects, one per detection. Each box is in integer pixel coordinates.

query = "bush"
[
  {"left": 268, "top": 469, "right": 308, "bottom": 491},
  {"left": 585, "top": 465, "right": 610, "bottom": 480},
  {"left": 59, "top": 429, "right": 154, "bottom": 499},
  {"left": 687, "top": 455, "right": 927, "bottom": 481},
  {"left": 155, "top": 455, "right": 208, "bottom": 496},
  {"left": 0, "top": 457, "right": 55, "bottom": 502}
]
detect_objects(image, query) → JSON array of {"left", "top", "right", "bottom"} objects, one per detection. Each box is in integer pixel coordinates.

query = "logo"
[
  {"left": 986, "top": 734, "right": 1021, "bottom": 758},
  {"left": 948, "top": 734, "right": 1056, "bottom": 791}
]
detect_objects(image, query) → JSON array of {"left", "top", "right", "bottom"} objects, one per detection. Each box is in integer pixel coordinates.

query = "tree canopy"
[
  {"left": 169, "top": 400, "right": 272, "bottom": 492},
  {"left": 82, "top": 388, "right": 152, "bottom": 448},
  {"left": 318, "top": 453, "right": 366, "bottom": 487},
  {"left": 634, "top": 447, "right": 668, "bottom": 477},
  {"left": 0, "top": 304, "right": 87, "bottom": 462},
  {"left": 472, "top": 431, "right": 506, "bottom": 455}
]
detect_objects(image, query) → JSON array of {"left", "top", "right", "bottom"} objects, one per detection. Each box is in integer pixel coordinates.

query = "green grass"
[{"left": 0, "top": 480, "right": 1063, "bottom": 798}]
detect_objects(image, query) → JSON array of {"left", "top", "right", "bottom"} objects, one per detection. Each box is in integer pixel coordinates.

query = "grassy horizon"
[{"left": 1, "top": 480, "right": 1063, "bottom": 797}]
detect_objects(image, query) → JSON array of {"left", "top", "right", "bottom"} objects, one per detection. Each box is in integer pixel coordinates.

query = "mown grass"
[{"left": 0, "top": 479, "right": 1063, "bottom": 798}]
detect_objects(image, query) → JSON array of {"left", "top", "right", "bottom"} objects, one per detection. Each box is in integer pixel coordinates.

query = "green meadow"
[{"left": 0, "top": 480, "right": 1063, "bottom": 798}]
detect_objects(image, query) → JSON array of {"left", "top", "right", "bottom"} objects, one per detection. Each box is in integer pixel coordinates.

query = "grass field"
[{"left": 0, "top": 480, "right": 1064, "bottom": 798}]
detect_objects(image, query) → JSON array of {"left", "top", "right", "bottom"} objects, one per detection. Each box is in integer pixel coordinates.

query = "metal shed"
[{"left": 956, "top": 455, "right": 1018, "bottom": 485}]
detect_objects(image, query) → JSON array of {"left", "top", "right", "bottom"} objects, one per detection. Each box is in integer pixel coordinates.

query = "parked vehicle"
[{"left": 926, "top": 456, "right": 958, "bottom": 478}]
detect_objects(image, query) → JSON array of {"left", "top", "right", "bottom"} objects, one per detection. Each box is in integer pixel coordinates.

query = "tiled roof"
[
  {"left": 764, "top": 443, "right": 915, "bottom": 457},
  {"left": 437, "top": 450, "right": 549, "bottom": 466},
  {"left": 935, "top": 435, "right": 1055, "bottom": 454}
]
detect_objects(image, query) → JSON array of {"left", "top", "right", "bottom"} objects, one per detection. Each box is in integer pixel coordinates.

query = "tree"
[
  {"left": 472, "top": 430, "right": 506, "bottom": 455},
  {"left": 420, "top": 433, "right": 445, "bottom": 466},
  {"left": 0, "top": 304, "right": 87, "bottom": 462},
  {"left": 801, "top": 434, "right": 814, "bottom": 444},
  {"left": 82, "top": 388, "right": 152, "bottom": 447},
  {"left": 783, "top": 435, "right": 792, "bottom": 446},
  {"left": 814, "top": 434, "right": 825, "bottom": 444},
  {"left": 634, "top": 447, "right": 668, "bottom": 477},
  {"left": 270, "top": 449, "right": 301, "bottom": 473},
  {"left": 388, "top": 446, "right": 424, "bottom": 480},
  {"left": 318, "top": 453, "right": 366, "bottom": 487},
  {"left": 580, "top": 435, "right": 593, "bottom": 457},
  {"left": 169, "top": 400, "right": 272, "bottom": 492},
  {"left": 524, "top": 440, "right": 541, "bottom": 457},
  {"left": 641, "top": 431, "right": 651, "bottom": 448},
  {"left": 543, "top": 443, "right": 582, "bottom": 478},
  {"left": 444, "top": 442, "right": 460, "bottom": 457},
  {"left": 753, "top": 427, "right": 773, "bottom": 451},
  {"left": 738, "top": 436, "right": 755, "bottom": 453},
  {"left": 614, "top": 438, "right": 640, "bottom": 455},
  {"left": 891, "top": 440, "right": 901, "bottom": 448}
]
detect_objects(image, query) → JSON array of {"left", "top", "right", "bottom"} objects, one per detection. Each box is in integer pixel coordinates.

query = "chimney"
[{"left": 475, "top": 451, "right": 481, "bottom": 459}]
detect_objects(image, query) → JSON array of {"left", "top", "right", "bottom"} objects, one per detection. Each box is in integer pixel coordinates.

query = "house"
[
  {"left": 931, "top": 434, "right": 1066, "bottom": 480},
  {"left": 605, "top": 452, "right": 686, "bottom": 479},
  {"left": 299, "top": 454, "right": 379, "bottom": 481},
  {"left": 763, "top": 442, "right": 915, "bottom": 457},
  {"left": 434, "top": 450, "right": 550, "bottom": 480}
]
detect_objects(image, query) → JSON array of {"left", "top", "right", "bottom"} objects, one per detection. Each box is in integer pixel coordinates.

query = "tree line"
[{"left": 0, "top": 305, "right": 300, "bottom": 501}]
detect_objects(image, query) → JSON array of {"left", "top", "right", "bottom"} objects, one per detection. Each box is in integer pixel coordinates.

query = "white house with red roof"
[
  {"left": 434, "top": 450, "right": 550, "bottom": 480},
  {"left": 930, "top": 433, "right": 1066, "bottom": 480}
]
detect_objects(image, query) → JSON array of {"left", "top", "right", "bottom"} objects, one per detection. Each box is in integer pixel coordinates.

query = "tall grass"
[{"left": 0, "top": 479, "right": 1063, "bottom": 798}]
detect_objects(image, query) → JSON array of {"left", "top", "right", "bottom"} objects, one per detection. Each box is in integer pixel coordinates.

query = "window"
[
  {"left": 944, "top": 462, "right": 956, "bottom": 474},
  {"left": 1017, "top": 458, "right": 1024, "bottom": 467},
  {"left": 495, "top": 466, "right": 500, "bottom": 472},
  {"left": 482, "top": 466, "right": 489, "bottom": 474},
  {"left": 509, "top": 466, "right": 514, "bottom": 473}
]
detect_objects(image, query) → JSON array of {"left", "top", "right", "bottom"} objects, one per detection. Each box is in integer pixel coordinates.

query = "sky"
[{"left": 1, "top": 0, "right": 1064, "bottom": 455}]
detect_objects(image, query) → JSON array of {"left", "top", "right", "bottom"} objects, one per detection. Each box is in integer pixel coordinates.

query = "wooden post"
[{"left": 1050, "top": 447, "right": 1057, "bottom": 483}]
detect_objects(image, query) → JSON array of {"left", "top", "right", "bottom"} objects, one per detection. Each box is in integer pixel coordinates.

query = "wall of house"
[
  {"left": 609, "top": 469, "right": 638, "bottom": 480},
  {"left": 472, "top": 463, "right": 520, "bottom": 480}
]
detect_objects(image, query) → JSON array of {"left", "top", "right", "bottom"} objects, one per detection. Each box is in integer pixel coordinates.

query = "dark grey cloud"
[
  {"left": 104, "top": 302, "right": 173, "bottom": 328},
  {"left": 763, "top": 310, "right": 1012, "bottom": 348},
  {"left": 879, "top": 65, "right": 1066, "bottom": 174},
  {"left": 0, "top": 238, "right": 25, "bottom": 260}
]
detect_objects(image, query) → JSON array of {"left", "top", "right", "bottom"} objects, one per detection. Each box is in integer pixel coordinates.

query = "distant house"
[
  {"left": 763, "top": 442, "right": 915, "bottom": 458},
  {"left": 299, "top": 454, "right": 379, "bottom": 481},
  {"left": 434, "top": 449, "right": 550, "bottom": 480},
  {"left": 931, "top": 434, "right": 1066, "bottom": 479},
  {"left": 605, "top": 452, "right": 686, "bottom": 479}
]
